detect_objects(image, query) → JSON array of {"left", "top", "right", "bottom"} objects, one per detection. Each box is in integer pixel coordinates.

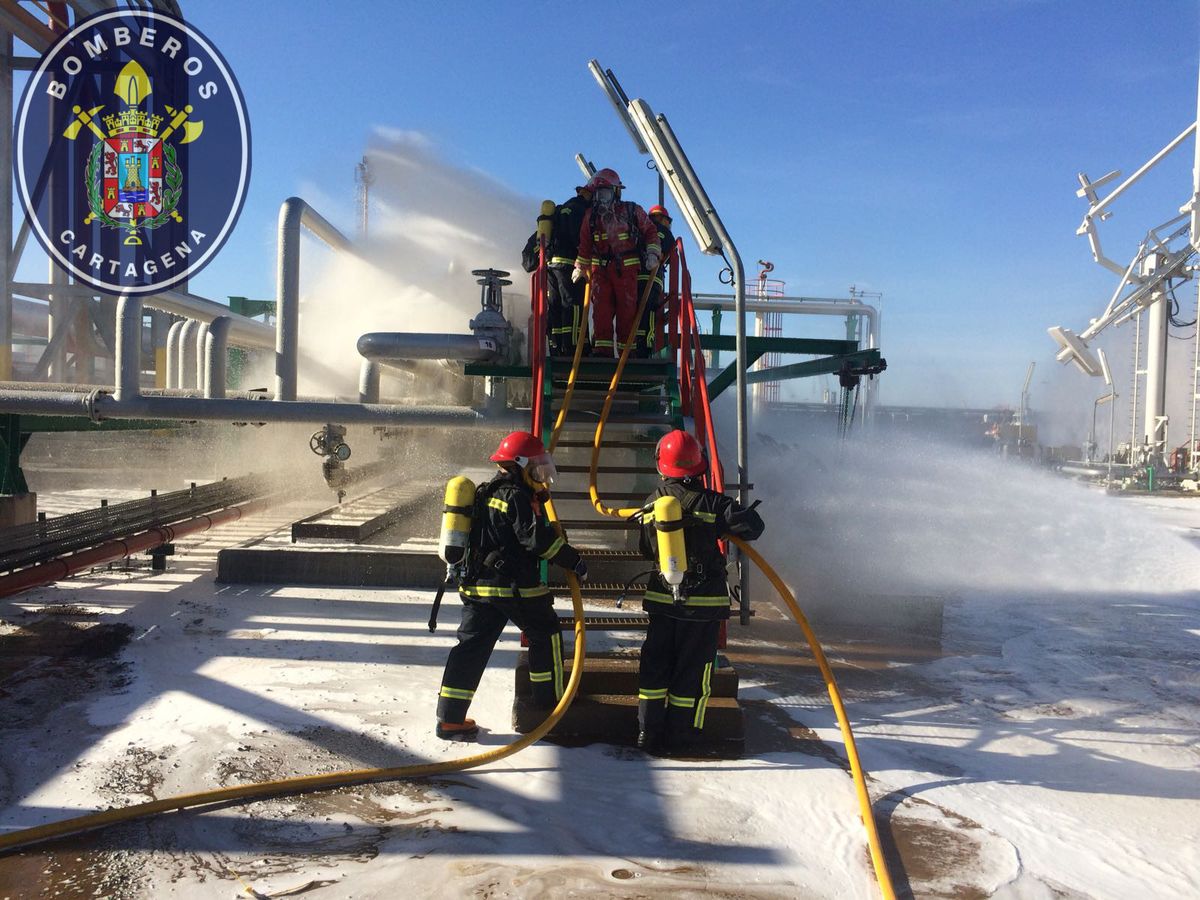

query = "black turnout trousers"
[
  {"left": 437, "top": 596, "right": 565, "bottom": 724},
  {"left": 546, "top": 266, "right": 586, "bottom": 355},
  {"left": 637, "top": 615, "right": 722, "bottom": 740}
]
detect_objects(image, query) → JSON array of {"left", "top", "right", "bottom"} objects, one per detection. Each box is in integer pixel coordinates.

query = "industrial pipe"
[
  {"left": 358, "top": 359, "right": 380, "bottom": 404},
  {"left": 0, "top": 389, "right": 523, "bottom": 428},
  {"left": 12, "top": 282, "right": 276, "bottom": 351},
  {"left": 0, "top": 498, "right": 271, "bottom": 600},
  {"left": 356, "top": 332, "right": 499, "bottom": 363},
  {"left": 204, "top": 316, "right": 231, "bottom": 399},
  {"left": 114, "top": 293, "right": 140, "bottom": 401},
  {"left": 194, "top": 322, "right": 210, "bottom": 391},
  {"left": 178, "top": 319, "right": 199, "bottom": 391},
  {"left": 277, "top": 197, "right": 355, "bottom": 401},
  {"left": 148, "top": 289, "right": 274, "bottom": 351},
  {"left": 691, "top": 295, "right": 880, "bottom": 350},
  {"left": 165, "top": 319, "right": 184, "bottom": 389}
]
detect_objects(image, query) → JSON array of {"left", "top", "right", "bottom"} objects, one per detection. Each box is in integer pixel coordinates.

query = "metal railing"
[{"left": 0, "top": 474, "right": 269, "bottom": 573}]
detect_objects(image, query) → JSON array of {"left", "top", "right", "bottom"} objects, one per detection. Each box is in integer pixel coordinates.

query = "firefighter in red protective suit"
[
  {"left": 571, "top": 168, "right": 660, "bottom": 357},
  {"left": 635, "top": 430, "right": 765, "bottom": 755},
  {"left": 636, "top": 205, "right": 676, "bottom": 357},
  {"left": 435, "top": 432, "right": 588, "bottom": 740}
]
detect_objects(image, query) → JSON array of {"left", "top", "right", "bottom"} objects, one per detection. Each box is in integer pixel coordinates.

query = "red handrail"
[{"left": 673, "top": 241, "right": 724, "bottom": 494}]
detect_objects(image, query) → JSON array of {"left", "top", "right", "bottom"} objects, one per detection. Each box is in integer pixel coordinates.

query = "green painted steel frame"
[{"left": 0, "top": 414, "right": 184, "bottom": 497}]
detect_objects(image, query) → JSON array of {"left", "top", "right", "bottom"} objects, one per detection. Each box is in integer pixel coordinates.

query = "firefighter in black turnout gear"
[
  {"left": 636, "top": 205, "right": 675, "bottom": 357},
  {"left": 636, "top": 430, "right": 765, "bottom": 753},
  {"left": 542, "top": 183, "right": 594, "bottom": 356},
  {"left": 435, "top": 432, "right": 587, "bottom": 740}
]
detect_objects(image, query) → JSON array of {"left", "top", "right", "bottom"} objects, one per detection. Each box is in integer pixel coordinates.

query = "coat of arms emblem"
[
  {"left": 14, "top": 9, "right": 250, "bottom": 294},
  {"left": 73, "top": 60, "right": 196, "bottom": 245}
]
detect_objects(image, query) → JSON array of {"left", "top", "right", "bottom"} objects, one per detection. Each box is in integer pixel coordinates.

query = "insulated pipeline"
[{"left": 0, "top": 498, "right": 587, "bottom": 856}]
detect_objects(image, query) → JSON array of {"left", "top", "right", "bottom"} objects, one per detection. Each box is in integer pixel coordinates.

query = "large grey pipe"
[
  {"left": 356, "top": 332, "right": 498, "bottom": 362},
  {"left": 358, "top": 359, "right": 380, "bottom": 404},
  {"left": 195, "top": 322, "right": 210, "bottom": 391},
  {"left": 67, "top": 293, "right": 517, "bottom": 427},
  {"left": 205, "top": 316, "right": 231, "bottom": 399},
  {"left": 0, "top": 388, "right": 522, "bottom": 428},
  {"left": 165, "top": 319, "right": 184, "bottom": 389},
  {"left": 115, "top": 293, "right": 140, "bottom": 401},
  {"left": 277, "top": 197, "right": 355, "bottom": 402},
  {"left": 146, "top": 289, "right": 273, "bottom": 350},
  {"left": 178, "top": 319, "right": 199, "bottom": 390}
]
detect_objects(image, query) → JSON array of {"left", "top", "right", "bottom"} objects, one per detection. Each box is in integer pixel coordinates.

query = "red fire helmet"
[{"left": 655, "top": 429, "right": 707, "bottom": 478}]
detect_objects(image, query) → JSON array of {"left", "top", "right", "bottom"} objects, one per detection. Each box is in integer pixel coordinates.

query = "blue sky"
[{"left": 22, "top": 1, "right": 1200, "bottom": 409}]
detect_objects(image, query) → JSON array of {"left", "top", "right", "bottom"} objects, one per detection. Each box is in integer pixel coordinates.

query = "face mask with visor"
[{"left": 522, "top": 453, "right": 558, "bottom": 485}]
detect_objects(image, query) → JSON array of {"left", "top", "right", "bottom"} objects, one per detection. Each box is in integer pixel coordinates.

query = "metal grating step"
[
  {"left": 559, "top": 412, "right": 674, "bottom": 424},
  {"left": 551, "top": 490, "right": 650, "bottom": 501},
  {"left": 556, "top": 613, "right": 650, "bottom": 630},
  {"left": 554, "top": 439, "right": 658, "bottom": 449},
  {"left": 557, "top": 464, "right": 657, "bottom": 474},
  {"left": 551, "top": 386, "right": 667, "bottom": 397},
  {"left": 557, "top": 518, "right": 638, "bottom": 530},
  {"left": 553, "top": 582, "right": 649, "bottom": 600}
]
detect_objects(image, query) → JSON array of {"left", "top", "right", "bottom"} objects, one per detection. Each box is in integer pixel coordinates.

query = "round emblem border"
[{"left": 14, "top": 8, "right": 251, "bottom": 295}]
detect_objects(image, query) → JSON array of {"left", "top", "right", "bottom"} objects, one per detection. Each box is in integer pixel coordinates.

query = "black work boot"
[
  {"left": 636, "top": 729, "right": 666, "bottom": 756},
  {"left": 436, "top": 718, "right": 479, "bottom": 741}
]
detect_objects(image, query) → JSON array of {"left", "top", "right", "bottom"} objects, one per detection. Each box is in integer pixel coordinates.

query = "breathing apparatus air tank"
[
  {"left": 537, "top": 199, "right": 556, "bottom": 243},
  {"left": 439, "top": 476, "right": 477, "bottom": 570},
  {"left": 652, "top": 494, "right": 687, "bottom": 603}
]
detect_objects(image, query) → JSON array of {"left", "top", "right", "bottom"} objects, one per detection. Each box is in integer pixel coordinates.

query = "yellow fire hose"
[
  {"left": 547, "top": 281, "right": 591, "bottom": 453},
  {"left": 587, "top": 268, "right": 660, "bottom": 520},
  {"left": 731, "top": 538, "right": 896, "bottom": 899},
  {"left": 569, "top": 273, "right": 897, "bottom": 898},
  {"left": 0, "top": 510, "right": 586, "bottom": 855}
]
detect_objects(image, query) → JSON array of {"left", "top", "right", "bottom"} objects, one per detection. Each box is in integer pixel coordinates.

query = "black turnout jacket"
[
  {"left": 459, "top": 470, "right": 580, "bottom": 601},
  {"left": 638, "top": 476, "right": 765, "bottom": 620}
]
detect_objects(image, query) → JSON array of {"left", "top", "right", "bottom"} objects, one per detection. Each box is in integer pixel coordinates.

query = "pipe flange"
[{"left": 85, "top": 389, "right": 108, "bottom": 423}]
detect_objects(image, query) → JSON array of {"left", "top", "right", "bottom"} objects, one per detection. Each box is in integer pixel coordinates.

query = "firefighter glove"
[
  {"left": 644, "top": 248, "right": 662, "bottom": 270},
  {"left": 573, "top": 559, "right": 590, "bottom": 582},
  {"left": 571, "top": 266, "right": 586, "bottom": 284}
]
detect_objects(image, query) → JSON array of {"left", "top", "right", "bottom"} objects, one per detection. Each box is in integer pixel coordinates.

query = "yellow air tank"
[
  {"left": 438, "top": 476, "right": 477, "bottom": 567},
  {"left": 537, "top": 199, "right": 556, "bottom": 242},
  {"left": 653, "top": 495, "right": 686, "bottom": 601}
]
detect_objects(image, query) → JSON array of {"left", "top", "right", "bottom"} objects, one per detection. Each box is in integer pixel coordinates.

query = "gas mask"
[{"left": 595, "top": 186, "right": 616, "bottom": 209}]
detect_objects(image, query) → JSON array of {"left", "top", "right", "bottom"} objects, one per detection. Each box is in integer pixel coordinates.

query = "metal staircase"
[{"left": 512, "top": 239, "right": 748, "bottom": 755}]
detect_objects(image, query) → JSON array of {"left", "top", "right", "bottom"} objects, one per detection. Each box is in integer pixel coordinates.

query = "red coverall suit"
[{"left": 575, "top": 201, "right": 659, "bottom": 355}]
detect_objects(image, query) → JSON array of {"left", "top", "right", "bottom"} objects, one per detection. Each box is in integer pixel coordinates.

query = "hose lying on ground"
[
  {"left": 0, "top": 507, "right": 586, "bottom": 855},
  {"left": 730, "top": 536, "right": 897, "bottom": 900}
]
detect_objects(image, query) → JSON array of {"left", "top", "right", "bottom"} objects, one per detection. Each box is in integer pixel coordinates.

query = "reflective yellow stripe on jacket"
[{"left": 643, "top": 590, "right": 729, "bottom": 607}]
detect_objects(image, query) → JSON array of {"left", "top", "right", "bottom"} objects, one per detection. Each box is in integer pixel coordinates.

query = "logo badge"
[{"left": 14, "top": 10, "right": 251, "bottom": 294}]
